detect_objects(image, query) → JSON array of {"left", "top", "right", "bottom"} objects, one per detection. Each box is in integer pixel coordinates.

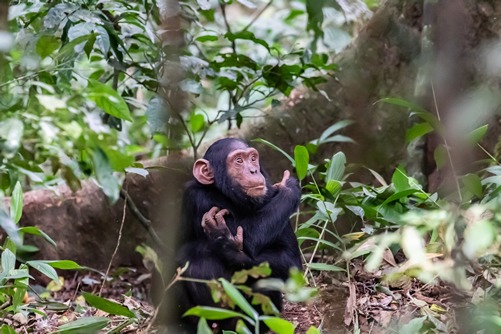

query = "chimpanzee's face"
[{"left": 226, "top": 146, "right": 267, "bottom": 198}]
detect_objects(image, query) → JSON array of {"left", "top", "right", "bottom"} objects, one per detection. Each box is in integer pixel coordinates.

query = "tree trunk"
[{"left": 4, "top": 0, "right": 501, "bottom": 268}]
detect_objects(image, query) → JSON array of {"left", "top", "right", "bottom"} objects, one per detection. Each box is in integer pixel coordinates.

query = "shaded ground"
[{"left": 8, "top": 262, "right": 466, "bottom": 333}]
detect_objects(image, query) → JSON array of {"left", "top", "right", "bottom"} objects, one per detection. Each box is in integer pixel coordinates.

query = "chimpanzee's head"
[{"left": 193, "top": 138, "right": 269, "bottom": 204}]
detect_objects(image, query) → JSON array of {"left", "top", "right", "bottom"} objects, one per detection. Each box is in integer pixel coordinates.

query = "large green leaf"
[
  {"left": 183, "top": 306, "right": 244, "bottom": 320},
  {"left": 220, "top": 279, "right": 258, "bottom": 321},
  {"left": 91, "top": 148, "right": 120, "bottom": 203},
  {"left": 261, "top": 317, "right": 294, "bottom": 334},
  {"left": 326, "top": 152, "right": 345, "bottom": 182},
  {"left": 36, "top": 35, "right": 60, "bottom": 58},
  {"left": 87, "top": 79, "right": 133, "bottom": 122},
  {"left": 55, "top": 317, "right": 110, "bottom": 333},
  {"left": 9, "top": 181, "right": 23, "bottom": 224},
  {"left": 82, "top": 292, "right": 136, "bottom": 318},
  {"left": 0, "top": 210, "right": 21, "bottom": 245},
  {"left": 18, "top": 226, "right": 56, "bottom": 247},
  {"left": 26, "top": 261, "right": 59, "bottom": 282},
  {"left": 294, "top": 145, "right": 309, "bottom": 181}
]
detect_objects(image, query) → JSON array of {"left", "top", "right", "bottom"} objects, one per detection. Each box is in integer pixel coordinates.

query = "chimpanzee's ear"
[{"left": 193, "top": 159, "right": 214, "bottom": 185}]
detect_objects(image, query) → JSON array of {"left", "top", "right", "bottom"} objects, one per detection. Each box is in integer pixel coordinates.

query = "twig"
[
  {"left": 119, "top": 189, "right": 168, "bottom": 255},
  {"left": 431, "top": 82, "right": 462, "bottom": 202},
  {"left": 99, "top": 185, "right": 128, "bottom": 296},
  {"left": 242, "top": 0, "right": 274, "bottom": 32}
]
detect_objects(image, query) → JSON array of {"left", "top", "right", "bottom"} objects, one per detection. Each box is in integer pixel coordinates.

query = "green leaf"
[
  {"left": 463, "top": 219, "right": 496, "bottom": 260},
  {"left": 392, "top": 166, "right": 409, "bottom": 192},
  {"left": 91, "top": 148, "right": 120, "bottom": 203},
  {"left": 195, "top": 33, "right": 219, "bottom": 42},
  {"left": 400, "top": 316, "right": 426, "bottom": 334},
  {"left": 36, "top": 35, "right": 60, "bottom": 58},
  {"left": 87, "top": 79, "right": 133, "bottom": 122},
  {"left": 0, "top": 324, "right": 17, "bottom": 334},
  {"left": 380, "top": 189, "right": 418, "bottom": 207},
  {"left": 462, "top": 174, "right": 483, "bottom": 198},
  {"left": 318, "top": 120, "right": 353, "bottom": 144},
  {"left": 377, "top": 98, "right": 439, "bottom": 129},
  {"left": 197, "top": 318, "right": 213, "bottom": 334},
  {"left": 467, "top": 124, "right": 488, "bottom": 144},
  {"left": 0, "top": 210, "right": 21, "bottom": 245},
  {"left": 183, "top": 306, "right": 244, "bottom": 320},
  {"left": 82, "top": 292, "right": 136, "bottom": 318},
  {"left": 252, "top": 139, "right": 294, "bottom": 163},
  {"left": 40, "top": 260, "right": 83, "bottom": 270},
  {"left": 189, "top": 114, "right": 205, "bottom": 133},
  {"left": 220, "top": 279, "right": 258, "bottom": 321},
  {"left": 58, "top": 34, "right": 97, "bottom": 59},
  {"left": 55, "top": 316, "right": 110, "bottom": 333},
  {"left": 306, "top": 263, "right": 345, "bottom": 272},
  {"left": 434, "top": 145, "right": 447, "bottom": 170},
  {"left": 26, "top": 261, "right": 59, "bottom": 282},
  {"left": 1, "top": 248, "right": 16, "bottom": 273},
  {"left": 294, "top": 145, "right": 309, "bottom": 181},
  {"left": 306, "top": 326, "right": 321, "bottom": 334},
  {"left": 326, "top": 152, "right": 345, "bottom": 182},
  {"left": 260, "top": 317, "right": 294, "bottom": 334},
  {"left": 406, "top": 122, "right": 433, "bottom": 143},
  {"left": 225, "top": 31, "right": 268, "bottom": 50},
  {"left": 18, "top": 226, "right": 57, "bottom": 247},
  {"left": 10, "top": 181, "right": 23, "bottom": 224}
]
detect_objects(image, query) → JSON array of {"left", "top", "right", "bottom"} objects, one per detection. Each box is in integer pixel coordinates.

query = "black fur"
[{"left": 172, "top": 138, "right": 302, "bottom": 332}]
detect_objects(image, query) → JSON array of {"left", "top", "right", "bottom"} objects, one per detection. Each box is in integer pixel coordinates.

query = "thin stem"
[
  {"left": 99, "top": 184, "right": 128, "bottom": 296},
  {"left": 242, "top": 0, "right": 274, "bottom": 32},
  {"left": 431, "top": 82, "right": 462, "bottom": 202}
]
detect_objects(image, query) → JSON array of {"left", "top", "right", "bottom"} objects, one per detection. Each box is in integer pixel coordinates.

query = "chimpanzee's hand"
[
  {"left": 273, "top": 170, "right": 299, "bottom": 192},
  {"left": 201, "top": 206, "right": 243, "bottom": 251}
]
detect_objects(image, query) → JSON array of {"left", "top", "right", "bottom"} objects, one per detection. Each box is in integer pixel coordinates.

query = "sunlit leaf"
[
  {"left": 406, "top": 122, "right": 433, "bottom": 143},
  {"left": 261, "top": 316, "right": 294, "bottom": 334},
  {"left": 306, "top": 263, "right": 345, "bottom": 272},
  {"left": 1, "top": 248, "right": 16, "bottom": 273},
  {"left": 392, "top": 166, "right": 409, "bottom": 192},
  {"left": 294, "top": 145, "right": 309, "bottom": 181},
  {"left": 55, "top": 316, "right": 109, "bottom": 333},
  {"left": 190, "top": 114, "right": 205, "bottom": 133},
  {"left": 463, "top": 219, "right": 496, "bottom": 260},
  {"left": 0, "top": 210, "right": 21, "bottom": 245},
  {"left": 220, "top": 279, "right": 258, "bottom": 321},
  {"left": 326, "top": 152, "right": 345, "bottom": 182},
  {"left": 87, "top": 79, "right": 133, "bottom": 122},
  {"left": 26, "top": 261, "right": 59, "bottom": 282},
  {"left": 10, "top": 181, "right": 23, "bottom": 223},
  {"left": 36, "top": 35, "right": 60, "bottom": 58},
  {"left": 18, "top": 226, "right": 57, "bottom": 247},
  {"left": 467, "top": 124, "right": 488, "bottom": 144},
  {"left": 82, "top": 292, "right": 136, "bottom": 318},
  {"left": 183, "top": 306, "right": 244, "bottom": 320}
]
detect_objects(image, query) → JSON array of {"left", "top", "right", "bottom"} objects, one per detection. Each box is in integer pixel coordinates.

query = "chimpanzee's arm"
[{"left": 243, "top": 175, "right": 301, "bottom": 255}]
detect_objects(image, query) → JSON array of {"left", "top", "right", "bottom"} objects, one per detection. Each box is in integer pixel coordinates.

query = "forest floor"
[{"left": 8, "top": 260, "right": 463, "bottom": 333}]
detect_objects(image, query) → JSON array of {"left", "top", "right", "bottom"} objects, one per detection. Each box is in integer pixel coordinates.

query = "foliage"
[
  {"left": 263, "top": 96, "right": 501, "bottom": 331},
  {"left": 181, "top": 263, "right": 318, "bottom": 334}
]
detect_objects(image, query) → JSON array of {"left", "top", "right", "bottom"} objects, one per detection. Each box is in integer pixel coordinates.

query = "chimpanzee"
[{"left": 173, "top": 138, "right": 302, "bottom": 331}]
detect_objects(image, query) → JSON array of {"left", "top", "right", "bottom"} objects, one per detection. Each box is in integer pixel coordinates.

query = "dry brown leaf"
[{"left": 344, "top": 282, "right": 357, "bottom": 326}]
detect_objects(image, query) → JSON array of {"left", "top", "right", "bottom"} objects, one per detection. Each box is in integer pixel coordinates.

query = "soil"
[{"left": 8, "top": 261, "right": 464, "bottom": 334}]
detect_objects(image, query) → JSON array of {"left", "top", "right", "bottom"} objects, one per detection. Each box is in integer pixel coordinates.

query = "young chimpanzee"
[{"left": 173, "top": 138, "right": 302, "bottom": 331}]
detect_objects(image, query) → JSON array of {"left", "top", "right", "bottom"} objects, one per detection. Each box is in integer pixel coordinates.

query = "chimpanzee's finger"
[
  {"left": 280, "top": 170, "right": 290, "bottom": 186},
  {"left": 215, "top": 209, "right": 229, "bottom": 226},
  {"left": 235, "top": 226, "right": 244, "bottom": 250}
]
